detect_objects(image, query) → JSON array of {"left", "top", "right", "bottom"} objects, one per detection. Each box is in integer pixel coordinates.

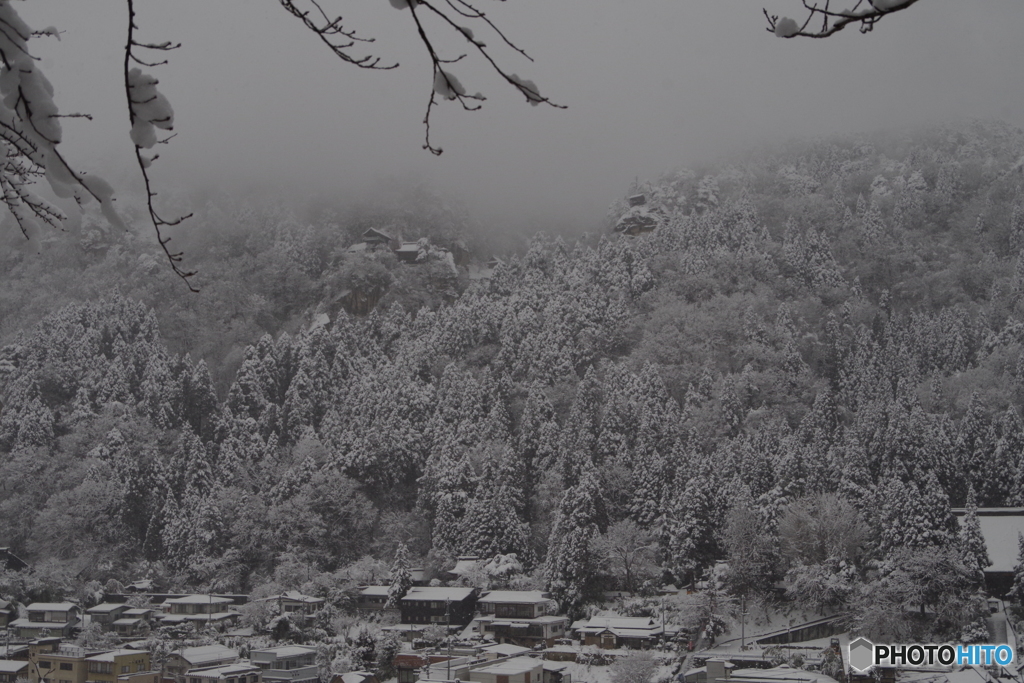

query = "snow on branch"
[
  {"left": 765, "top": 0, "right": 919, "bottom": 39},
  {"left": 0, "top": 2, "right": 119, "bottom": 238},
  {"left": 281, "top": 0, "right": 564, "bottom": 156},
  {"left": 125, "top": 0, "right": 196, "bottom": 291}
]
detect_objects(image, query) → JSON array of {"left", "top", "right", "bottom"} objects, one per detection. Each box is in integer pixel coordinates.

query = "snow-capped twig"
[
  {"left": 764, "top": 0, "right": 920, "bottom": 39},
  {"left": 124, "top": 0, "right": 196, "bottom": 291}
]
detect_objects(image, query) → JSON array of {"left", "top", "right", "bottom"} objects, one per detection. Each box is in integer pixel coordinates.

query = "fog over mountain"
[{"left": 13, "top": 0, "right": 1024, "bottom": 240}]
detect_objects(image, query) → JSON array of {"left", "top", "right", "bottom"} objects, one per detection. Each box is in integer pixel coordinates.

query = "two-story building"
[
  {"left": 467, "top": 657, "right": 543, "bottom": 683},
  {"left": 165, "top": 646, "right": 239, "bottom": 680},
  {"left": 474, "top": 592, "right": 567, "bottom": 648},
  {"left": 11, "top": 603, "right": 81, "bottom": 639},
  {"left": 24, "top": 641, "right": 154, "bottom": 683},
  {"left": 26, "top": 641, "right": 96, "bottom": 683},
  {"left": 111, "top": 609, "right": 155, "bottom": 639},
  {"left": 355, "top": 587, "right": 392, "bottom": 616},
  {"left": 399, "top": 587, "right": 478, "bottom": 627},
  {"left": 85, "top": 605, "right": 130, "bottom": 631},
  {"left": 158, "top": 596, "right": 238, "bottom": 631},
  {"left": 257, "top": 593, "right": 325, "bottom": 627},
  {"left": 249, "top": 646, "right": 317, "bottom": 683},
  {"left": 83, "top": 649, "right": 153, "bottom": 683},
  {"left": 183, "top": 663, "right": 261, "bottom": 683}
]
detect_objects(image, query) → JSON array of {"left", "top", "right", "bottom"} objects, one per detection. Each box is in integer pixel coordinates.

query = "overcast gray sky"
[{"left": 19, "top": 1, "right": 1024, "bottom": 234}]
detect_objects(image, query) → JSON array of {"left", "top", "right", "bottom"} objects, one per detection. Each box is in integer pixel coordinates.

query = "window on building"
[
  {"left": 60, "top": 663, "right": 73, "bottom": 671},
  {"left": 122, "top": 665, "right": 130, "bottom": 673}
]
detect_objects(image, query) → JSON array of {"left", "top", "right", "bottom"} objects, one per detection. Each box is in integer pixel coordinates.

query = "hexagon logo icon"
[{"left": 848, "top": 637, "right": 874, "bottom": 673}]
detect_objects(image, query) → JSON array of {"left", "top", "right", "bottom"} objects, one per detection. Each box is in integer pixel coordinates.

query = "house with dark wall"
[
  {"left": 399, "top": 587, "right": 479, "bottom": 627},
  {"left": 0, "top": 548, "right": 27, "bottom": 572},
  {"left": 474, "top": 591, "right": 568, "bottom": 648}
]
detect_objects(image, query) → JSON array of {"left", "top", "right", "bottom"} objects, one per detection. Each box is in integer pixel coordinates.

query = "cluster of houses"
[
  {"left": 347, "top": 229, "right": 467, "bottom": 269},
  {"left": 0, "top": 639, "right": 320, "bottom": 683},
  {"left": 1, "top": 577, "right": 684, "bottom": 683},
  {"left": 8, "top": 508, "right": 1024, "bottom": 683},
  {"left": 353, "top": 580, "right": 680, "bottom": 653},
  {"left": 1, "top": 593, "right": 328, "bottom": 643}
]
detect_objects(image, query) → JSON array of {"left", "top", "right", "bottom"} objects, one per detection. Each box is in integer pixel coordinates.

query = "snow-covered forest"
[{"left": 3, "top": 120, "right": 1024, "bottom": 640}]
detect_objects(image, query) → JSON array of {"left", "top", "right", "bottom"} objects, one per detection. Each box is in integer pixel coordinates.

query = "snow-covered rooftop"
[
  {"left": 472, "top": 657, "right": 542, "bottom": 676},
  {"left": 87, "top": 603, "right": 127, "bottom": 613},
  {"left": 480, "top": 644, "right": 532, "bottom": 657},
  {"left": 730, "top": 665, "right": 837, "bottom": 683},
  {"left": 0, "top": 661, "right": 29, "bottom": 674},
  {"left": 86, "top": 649, "right": 144, "bottom": 662},
  {"left": 165, "top": 594, "right": 233, "bottom": 605},
  {"left": 251, "top": 645, "right": 317, "bottom": 659},
  {"left": 954, "top": 508, "right": 1024, "bottom": 573},
  {"left": 26, "top": 602, "right": 78, "bottom": 611},
  {"left": 178, "top": 645, "right": 239, "bottom": 666},
  {"left": 404, "top": 586, "right": 475, "bottom": 602},
  {"left": 478, "top": 591, "right": 550, "bottom": 604}
]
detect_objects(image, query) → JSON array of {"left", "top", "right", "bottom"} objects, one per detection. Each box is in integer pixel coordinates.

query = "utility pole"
[
  {"left": 446, "top": 598, "right": 452, "bottom": 681},
  {"left": 740, "top": 596, "right": 747, "bottom": 651}
]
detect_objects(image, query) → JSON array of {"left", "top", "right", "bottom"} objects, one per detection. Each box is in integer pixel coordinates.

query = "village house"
[
  {"left": 0, "top": 643, "right": 29, "bottom": 660},
  {"left": 467, "top": 657, "right": 543, "bottom": 683},
  {"left": 26, "top": 640, "right": 96, "bottom": 683},
  {"left": 165, "top": 646, "right": 239, "bottom": 679},
  {"left": 328, "top": 672, "right": 379, "bottom": 683},
  {"left": 395, "top": 654, "right": 478, "bottom": 683},
  {"left": 183, "top": 663, "right": 261, "bottom": 683},
  {"left": 122, "top": 581, "right": 153, "bottom": 594},
  {"left": 85, "top": 605, "right": 129, "bottom": 631},
  {"left": 257, "top": 593, "right": 325, "bottom": 627},
  {"left": 399, "top": 587, "right": 479, "bottom": 627},
  {"left": 0, "top": 548, "right": 27, "bottom": 572},
  {"left": 249, "top": 646, "right": 318, "bottom": 683},
  {"left": 395, "top": 242, "right": 423, "bottom": 263},
  {"left": 0, "top": 598, "right": 15, "bottom": 629},
  {"left": 82, "top": 649, "right": 154, "bottom": 683},
  {"left": 573, "top": 615, "right": 674, "bottom": 650},
  {"left": 110, "top": 609, "right": 155, "bottom": 639},
  {"left": 0, "top": 660, "right": 29, "bottom": 683},
  {"left": 157, "top": 596, "right": 239, "bottom": 630},
  {"left": 539, "top": 662, "right": 570, "bottom": 683},
  {"left": 355, "top": 586, "right": 392, "bottom": 616},
  {"left": 361, "top": 228, "right": 399, "bottom": 250},
  {"left": 11, "top": 603, "right": 81, "bottom": 640},
  {"left": 474, "top": 591, "right": 567, "bottom": 648}
]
